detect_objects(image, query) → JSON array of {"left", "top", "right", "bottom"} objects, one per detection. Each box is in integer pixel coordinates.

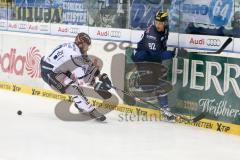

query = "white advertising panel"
[
  {"left": 50, "top": 23, "right": 89, "bottom": 37},
  {"left": 179, "top": 34, "right": 234, "bottom": 52},
  {"left": 28, "top": 22, "right": 51, "bottom": 34},
  {"left": 130, "top": 30, "right": 144, "bottom": 44},
  {"left": 0, "top": 20, "right": 7, "bottom": 30},
  {"left": 0, "top": 31, "right": 125, "bottom": 92},
  {"left": 89, "top": 27, "right": 131, "bottom": 42},
  {"left": 7, "top": 20, "right": 29, "bottom": 32},
  {"left": 233, "top": 38, "right": 240, "bottom": 53},
  {"left": 0, "top": 32, "right": 46, "bottom": 88}
]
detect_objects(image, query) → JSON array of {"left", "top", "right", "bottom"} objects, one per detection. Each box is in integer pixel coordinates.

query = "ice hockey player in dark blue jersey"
[
  {"left": 131, "top": 11, "right": 175, "bottom": 121},
  {"left": 132, "top": 11, "right": 174, "bottom": 62}
]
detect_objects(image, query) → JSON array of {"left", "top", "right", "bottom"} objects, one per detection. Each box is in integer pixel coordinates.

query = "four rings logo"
[
  {"left": 110, "top": 31, "right": 121, "bottom": 38},
  {"left": 69, "top": 27, "right": 79, "bottom": 34},
  {"left": 97, "top": 30, "right": 121, "bottom": 38},
  {"left": 206, "top": 39, "right": 221, "bottom": 47},
  {"left": 18, "top": 23, "right": 28, "bottom": 29}
]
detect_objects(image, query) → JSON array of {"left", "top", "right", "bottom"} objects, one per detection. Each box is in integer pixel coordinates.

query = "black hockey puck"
[{"left": 17, "top": 110, "right": 22, "bottom": 115}]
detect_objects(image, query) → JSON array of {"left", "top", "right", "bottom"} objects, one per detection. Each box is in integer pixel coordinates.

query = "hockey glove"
[
  {"left": 99, "top": 73, "right": 112, "bottom": 90},
  {"left": 94, "top": 82, "right": 112, "bottom": 99},
  {"left": 94, "top": 82, "right": 110, "bottom": 91}
]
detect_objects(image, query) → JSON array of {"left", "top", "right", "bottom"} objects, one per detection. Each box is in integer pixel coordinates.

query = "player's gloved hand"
[
  {"left": 94, "top": 82, "right": 112, "bottom": 99},
  {"left": 99, "top": 73, "right": 112, "bottom": 90},
  {"left": 94, "top": 82, "right": 111, "bottom": 91}
]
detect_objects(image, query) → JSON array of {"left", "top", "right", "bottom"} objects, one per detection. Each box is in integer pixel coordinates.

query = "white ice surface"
[{"left": 0, "top": 89, "right": 239, "bottom": 160}]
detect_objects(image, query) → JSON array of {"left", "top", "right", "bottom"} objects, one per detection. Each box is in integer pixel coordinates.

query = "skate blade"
[
  {"left": 162, "top": 118, "right": 176, "bottom": 123},
  {"left": 94, "top": 117, "right": 107, "bottom": 123}
]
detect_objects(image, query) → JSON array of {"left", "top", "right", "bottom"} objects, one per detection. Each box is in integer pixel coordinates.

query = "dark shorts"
[{"left": 131, "top": 50, "right": 163, "bottom": 63}]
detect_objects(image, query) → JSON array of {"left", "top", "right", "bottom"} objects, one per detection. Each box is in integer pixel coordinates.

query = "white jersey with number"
[
  {"left": 43, "top": 42, "right": 97, "bottom": 112},
  {"left": 43, "top": 42, "right": 93, "bottom": 79}
]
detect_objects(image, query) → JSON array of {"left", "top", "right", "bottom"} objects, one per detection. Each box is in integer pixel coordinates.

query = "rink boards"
[
  {"left": 0, "top": 80, "right": 239, "bottom": 136},
  {"left": 0, "top": 31, "right": 239, "bottom": 136}
]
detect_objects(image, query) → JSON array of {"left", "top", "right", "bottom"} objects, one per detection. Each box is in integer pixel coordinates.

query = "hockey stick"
[
  {"left": 209, "top": 37, "right": 233, "bottom": 54},
  {"left": 175, "top": 37, "right": 233, "bottom": 56},
  {"left": 111, "top": 85, "right": 205, "bottom": 123}
]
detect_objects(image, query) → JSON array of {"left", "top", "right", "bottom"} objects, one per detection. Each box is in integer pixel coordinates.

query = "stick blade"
[
  {"left": 192, "top": 113, "right": 205, "bottom": 123},
  {"left": 215, "top": 37, "right": 233, "bottom": 54}
]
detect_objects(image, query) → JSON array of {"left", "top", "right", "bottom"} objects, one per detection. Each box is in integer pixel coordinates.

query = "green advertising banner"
[
  {"left": 170, "top": 53, "right": 240, "bottom": 125},
  {"left": 124, "top": 48, "right": 240, "bottom": 125}
]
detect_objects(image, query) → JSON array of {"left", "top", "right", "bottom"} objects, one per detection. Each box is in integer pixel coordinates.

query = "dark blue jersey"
[{"left": 137, "top": 24, "right": 169, "bottom": 54}]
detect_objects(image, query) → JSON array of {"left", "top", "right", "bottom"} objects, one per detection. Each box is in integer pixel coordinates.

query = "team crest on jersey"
[{"left": 147, "top": 35, "right": 157, "bottom": 40}]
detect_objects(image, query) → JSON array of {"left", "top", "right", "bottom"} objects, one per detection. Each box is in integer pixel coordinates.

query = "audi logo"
[
  {"left": 110, "top": 31, "right": 121, "bottom": 38},
  {"left": 69, "top": 27, "right": 79, "bottom": 34},
  {"left": 206, "top": 39, "right": 221, "bottom": 47},
  {"left": 18, "top": 23, "right": 27, "bottom": 29}
]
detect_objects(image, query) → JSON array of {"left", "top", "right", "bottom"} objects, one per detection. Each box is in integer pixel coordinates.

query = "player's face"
[
  {"left": 155, "top": 20, "right": 165, "bottom": 32},
  {"left": 79, "top": 42, "right": 90, "bottom": 54}
]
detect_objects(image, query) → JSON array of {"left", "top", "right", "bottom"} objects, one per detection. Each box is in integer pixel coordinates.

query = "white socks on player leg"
[{"left": 73, "top": 95, "right": 95, "bottom": 112}]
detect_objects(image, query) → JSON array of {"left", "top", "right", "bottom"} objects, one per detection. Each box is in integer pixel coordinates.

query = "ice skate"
[
  {"left": 162, "top": 108, "right": 175, "bottom": 123},
  {"left": 89, "top": 108, "right": 106, "bottom": 122},
  {"left": 74, "top": 104, "right": 106, "bottom": 122}
]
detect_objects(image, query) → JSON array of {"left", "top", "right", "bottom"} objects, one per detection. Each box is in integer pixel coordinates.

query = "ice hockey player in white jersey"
[{"left": 40, "top": 32, "right": 109, "bottom": 121}]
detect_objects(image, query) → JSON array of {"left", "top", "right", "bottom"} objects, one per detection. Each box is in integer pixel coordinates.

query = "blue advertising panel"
[
  {"left": 15, "top": 0, "right": 63, "bottom": 23},
  {"left": 130, "top": 0, "right": 167, "bottom": 30},
  {"left": 177, "top": 0, "right": 234, "bottom": 36},
  {"left": 62, "top": 0, "right": 87, "bottom": 25}
]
